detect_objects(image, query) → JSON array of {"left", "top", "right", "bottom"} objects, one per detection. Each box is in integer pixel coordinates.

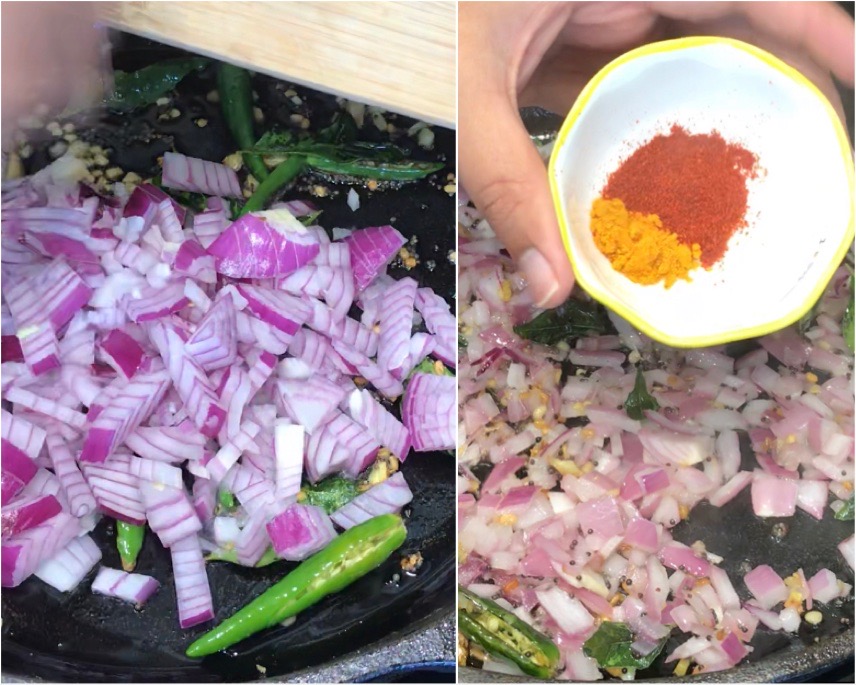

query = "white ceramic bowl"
[{"left": 548, "top": 37, "right": 854, "bottom": 348}]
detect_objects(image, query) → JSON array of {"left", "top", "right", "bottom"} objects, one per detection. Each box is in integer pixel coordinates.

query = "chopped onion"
[
  {"left": 139, "top": 481, "right": 202, "bottom": 548},
  {"left": 342, "top": 225, "right": 406, "bottom": 291},
  {"left": 266, "top": 503, "right": 337, "bottom": 560},
  {"left": 402, "top": 372, "right": 455, "bottom": 451},
  {"left": 34, "top": 534, "right": 101, "bottom": 592},
  {"left": 346, "top": 388, "right": 412, "bottom": 461},
  {"left": 1, "top": 149, "right": 452, "bottom": 640},
  {"left": 207, "top": 210, "right": 320, "bottom": 279},
  {"left": 91, "top": 566, "right": 160, "bottom": 605},
  {"left": 274, "top": 421, "right": 304, "bottom": 499},
  {"left": 277, "top": 376, "right": 346, "bottom": 433},
  {"left": 1, "top": 493, "right": 63, "bottom": 537},
  {"left": 330, "top": 472, "right": 412, "bottom": 529},
  {"left": 744, "top": 565, "right": 788, "bottom": 610},
  {"left": 170, "top": 533, "right": 214, "bottom": 627},
  {"left": 161, "top": 152, "right": 241, "bottom": 198}
]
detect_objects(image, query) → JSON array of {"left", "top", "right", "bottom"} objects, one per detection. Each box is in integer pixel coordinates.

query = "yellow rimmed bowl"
[{"left": 548, "top": 36, "right": 854, "bottom": 348}]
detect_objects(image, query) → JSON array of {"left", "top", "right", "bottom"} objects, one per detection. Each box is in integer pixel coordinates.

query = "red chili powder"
[{"left": 602, "top": 125, "right": 758, "bottom": 267}]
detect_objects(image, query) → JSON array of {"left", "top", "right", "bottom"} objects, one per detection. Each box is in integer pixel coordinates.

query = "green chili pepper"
[
  {"left": 106, "top": 57, "right": 209, "bottom": 112},
  {"left": 217, "top": 488, "right": 237, "bottom": 512},
  {"left": 624, "top": 366, "right": 660, "bottom": 420},
  {"left": 186, "top": 514, "right": 407, "bottom": 657},
  {"left": 239, "top": 156, "right": 305, "bottom": 216},
  {"left": 217, "top": 63, "right": 269, "bottom": 182},
  {"left": 458, "top": 586, "right": 559, "bottom": 679},
  {"left": 304, "top": 154, "right": 443, "bottom": 182},
  {"left": 116, "top": 521, "right": 145, "bottom": 572},
  {"left": 206, "top": 546, "right": 281, "bottom": 567}
]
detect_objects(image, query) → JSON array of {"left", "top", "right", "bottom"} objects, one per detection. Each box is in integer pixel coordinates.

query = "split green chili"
[
  {"left": 458, "top": 586, "right": 560, "bottom": 678},
  {"left": 186, "top": 514, "right": 407, "bottom": 657}
]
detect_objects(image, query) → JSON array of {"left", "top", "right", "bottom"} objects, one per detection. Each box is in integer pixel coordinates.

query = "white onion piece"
[
  {"left": 34, "top": 535, "right": 101, "bottom": 592},
  {"left": 330, "top": 472, "right": 412, "bottom": 529},
  {"left": 274, "top": 421, "right": 304, "bottom": 500},
  {"left": 139, "top": 481, "right": 202, "bottom": 548},
  {"left": 92, "top": 566, "right": 159, "bottom": 605},
  {"left": 2, "top": 409, "right": 46, "bottom": 461},
  {"left": 170, "top": 533, "right": 214, "bottom": 627}
]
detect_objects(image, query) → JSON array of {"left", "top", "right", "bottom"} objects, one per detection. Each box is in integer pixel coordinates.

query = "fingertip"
[{"left": 518, "top": 246, "right": 575, "bottom": 309}]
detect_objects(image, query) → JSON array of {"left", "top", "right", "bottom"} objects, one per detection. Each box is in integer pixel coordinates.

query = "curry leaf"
[
  {"left": 513, "top": 299, "right": 610, "bottom": 346},
  {"left": 625, "top": 367, "right": 660, "bottom": 420},
  {"left": 247, "top": 129, "right": 442, "bottom": 182},
  {"left": 299, "top": 476, "right": 360, "bottom": 514},
  {"left": 106, "top": 58, "right": 209, "bottom": 111},
  {"left": 583, "top": 621, "right": 669, "bottom": 671},
  {"left": 834, "top": 495, "right": 854, "bottom": 521},
  {"left": 252, "top": 130, "right": 296, "bottom": 152},
  {"left": 317, "top": 111, "right": 359, "bottom": 145},
  {"left": 305, "top": 155, "right": 443, "bottom": 182}
]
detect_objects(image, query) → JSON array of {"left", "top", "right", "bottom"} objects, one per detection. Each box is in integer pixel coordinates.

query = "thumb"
[{"left": 459, "top": 85, "right": 574, "bottom": 310}]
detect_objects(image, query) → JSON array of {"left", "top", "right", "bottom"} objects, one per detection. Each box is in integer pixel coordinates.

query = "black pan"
[
  {"left": 1, "top": 34, "right": 455, "bottom": 682},
  {"left": 461, "top": 417, "right": 854, "bottom": 683},
  {"left": 461, "top": 91, "right": 855, "bottom": 682}
]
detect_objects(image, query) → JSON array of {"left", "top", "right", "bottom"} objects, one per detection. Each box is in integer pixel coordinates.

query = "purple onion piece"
[
  {"left": 330, "top": 472, "right": 412, "bottom": 530},
  {"left": 266, "top": 503, "right": 337, "bottom": 561},
  {"left": 207, "top": 211, "right": 320, "bottom": 279},
  {"left": 342, "top": 225, "right": 406, "bottom": 292},
  {"left": 346, "top": 389, "right": 411, "bottom": 461},
  {"left": 91, "top": 566, "right": 160, "bottom": 605},
  {"left": 277, "top": 376, "right": 346, "bottom": 434},
  {"left": 170, "top": 533, "right": 214, "bottom": 628},
  {"left": 1, "top": 493, "right": 63, "bottom": 537},
  {"left": 161, "top": 151, "right": 241, "bottom": 198},
  {"left": 401, "top": 373, "right": 455, "bottom": 451},
  {"left": 139, "top": 481, "right": 202, "bottom": 548}
]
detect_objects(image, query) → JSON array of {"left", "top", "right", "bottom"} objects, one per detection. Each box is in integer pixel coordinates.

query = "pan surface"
[
  {"left": 459, "top": 98, "right": 854, "bottom": 682},
  {"left": 460, "top": 430, "right": 854, "bottom": 682},
  {"left": 1, "top": 35, "right": 455, "bottom": 682}
]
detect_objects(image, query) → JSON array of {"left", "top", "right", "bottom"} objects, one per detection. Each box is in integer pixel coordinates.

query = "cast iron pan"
[
  {"left": 459, "top": 405, "right": 854, "bottom": 683},
  {"left": 1, "top": 35, "right": 455, "bottom": 682},
  {"left": 461, "top": 99, "right": 855, "bottom": 681}
]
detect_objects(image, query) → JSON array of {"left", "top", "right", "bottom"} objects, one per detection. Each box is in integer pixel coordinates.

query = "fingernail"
[{"left": 519, "top": 248, "right": 559, "bottom": 308}]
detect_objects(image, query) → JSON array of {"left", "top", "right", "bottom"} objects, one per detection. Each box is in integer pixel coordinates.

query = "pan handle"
[{"left": 353, "top": 660, "right": 456, "bottom": 683}]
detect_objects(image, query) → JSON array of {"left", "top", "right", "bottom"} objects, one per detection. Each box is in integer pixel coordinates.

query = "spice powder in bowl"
[{"left": 589, "top": 125, "right": 759, "bottom": 287}]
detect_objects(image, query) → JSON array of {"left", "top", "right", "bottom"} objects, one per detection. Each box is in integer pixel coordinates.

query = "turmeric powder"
[{"left": 590, "top": 197, "right": 701, "bottom": 288}]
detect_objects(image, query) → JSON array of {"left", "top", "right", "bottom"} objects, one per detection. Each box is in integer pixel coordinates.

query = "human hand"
[
  {"left": 1, "top": 1, "right": 107, "bottom": 145},
  {"left": 459, "top": 1, "right": 855, "bottom": 308}
]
